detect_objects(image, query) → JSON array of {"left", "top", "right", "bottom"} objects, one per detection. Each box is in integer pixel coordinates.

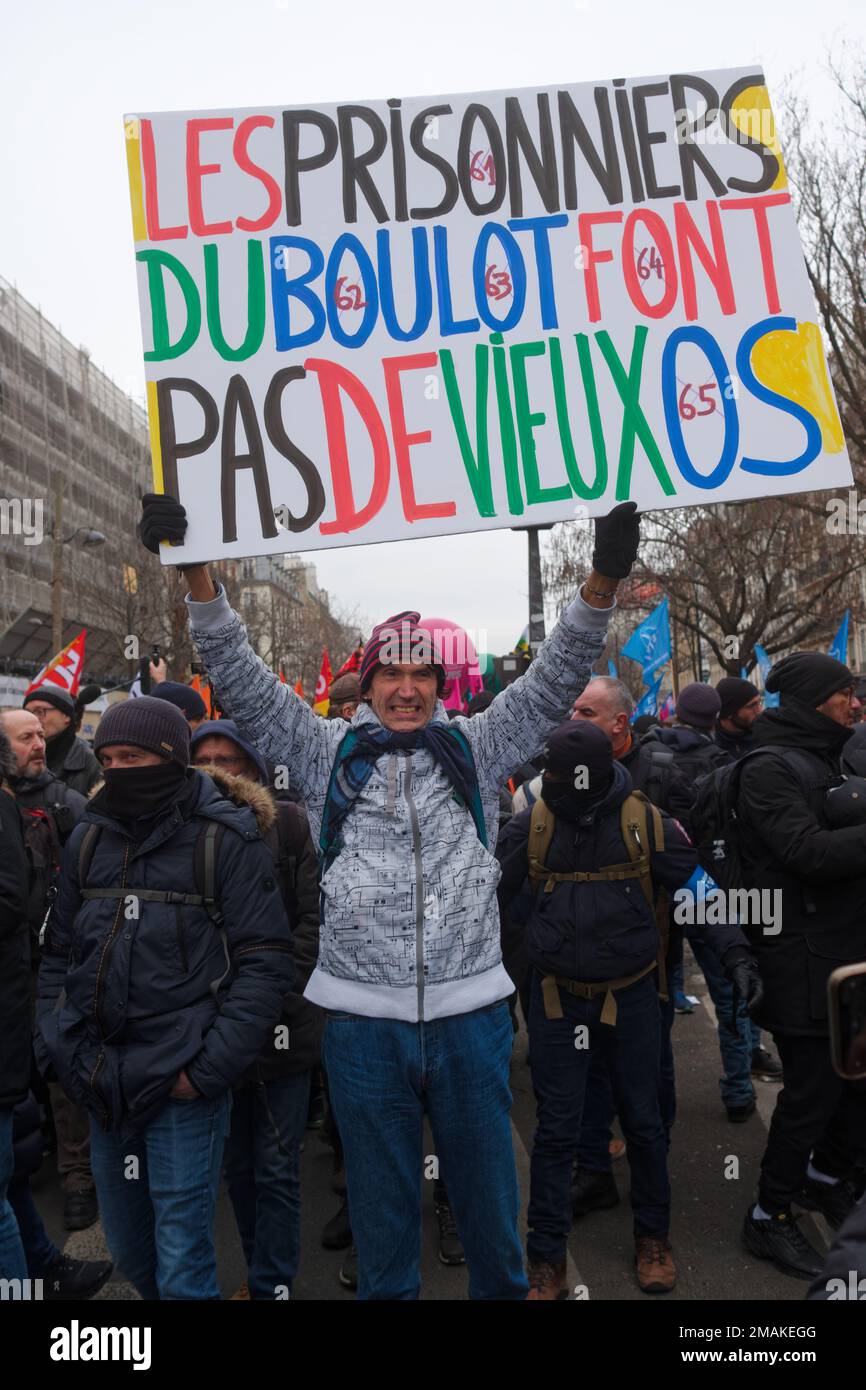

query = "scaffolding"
[{"left": 0, "top": 276, "right": 153, "bottom": 679}]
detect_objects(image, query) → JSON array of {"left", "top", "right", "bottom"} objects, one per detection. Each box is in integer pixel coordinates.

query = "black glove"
[
  {"left": 139, "top": 493, "right": 187, "bottom": 553},
  {"left": 722, "top": 946, "right": 764, "bottom": 1020},
  {"left": 591, "top": 501, "right": 641, "bottom": 580}
]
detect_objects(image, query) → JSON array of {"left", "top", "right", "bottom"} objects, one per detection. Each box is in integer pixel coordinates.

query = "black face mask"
[
  {"left": 540, "top": 771, "right": 614, "bottom": 821},
  {"left": 100, "top": 762, "right": 188, "bottom": 821}
]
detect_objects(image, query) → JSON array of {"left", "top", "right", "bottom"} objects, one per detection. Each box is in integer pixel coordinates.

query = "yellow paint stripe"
[
  {"left": 146, "top": 380, "right": 164, "bottom": 492},
  {"left": 124, "top": 117, "right": 147, "bottom": 242}
]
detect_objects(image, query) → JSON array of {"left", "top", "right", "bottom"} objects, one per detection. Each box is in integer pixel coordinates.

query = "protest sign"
[{"left": 124, "top": 68, "right": 851, "bottom": 564}]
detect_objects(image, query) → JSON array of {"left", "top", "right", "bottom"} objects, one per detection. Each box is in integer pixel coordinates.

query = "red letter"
[
  {"left": 674, "top": 201, "right": 736, "bottom": 320},
  {"left": 141, "top": 119, "right": 187, "bottom": 241},
  {"left": 719, "top": 193, "right": 791, "bottom": 314},
  {"left": 622, "top": 210, "right": 678, "bottom": 319},
  {"left": 234, "top": 116, "right": 282, "bottom": 233},
  {"left": 382, "top": 352, "right": 456, "bottom": 523},
  {"left": 305, "top": 359, "right": 390, "bottom": 535},
  {"left": 186, "top": 118, "right": 234, "bottom": 237},
  {"left": 577, "top": 211, "right": 623, "bottom": 323}
]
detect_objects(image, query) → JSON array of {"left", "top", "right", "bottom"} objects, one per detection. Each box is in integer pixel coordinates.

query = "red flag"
[
  {"left": 278, "top": 670, "right": 286, "bottom": 684},
  {"left": 313, "top": 650, "right": 333, "bottom": 715},
  {"left": 294, "top": 678, "right": 304, "bottom": 699},
  {"left": 26, "top": 630, "right": 87, "bottom": 699},
  {"left": 334, "top": 643, "right": 364, "bottom": 679}
]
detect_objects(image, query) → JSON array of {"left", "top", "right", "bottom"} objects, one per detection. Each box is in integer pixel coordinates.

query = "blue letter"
[
  {"left": 662, "top": 326, "right": 739, "bottom": 489},
  {"left": 736, "top": 316, "right": 823, "bottom": 476},
  {"left": 270, "top": 236, "right": 325, "bottom": 350},
  {"left": 507, "top": 214, "right": 568, "bottom": 330},
  {"left": 376, "top": 227, "right": 432, "bottom": 342},
  {"left": 473, "top": 223, "right": 527, "bottom": 332},
  {"left": 326, "top": 234, "right": 379, "bottom": 349}
]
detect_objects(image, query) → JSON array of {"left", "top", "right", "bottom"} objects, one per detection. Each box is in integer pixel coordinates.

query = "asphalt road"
[{"left": 32, "top": 944, "right": 830, "bottom": 1302}]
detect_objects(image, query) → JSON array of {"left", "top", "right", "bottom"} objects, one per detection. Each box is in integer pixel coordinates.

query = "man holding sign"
[{"left": 139, "top": 493, "right": 640, "bottom": 1299}]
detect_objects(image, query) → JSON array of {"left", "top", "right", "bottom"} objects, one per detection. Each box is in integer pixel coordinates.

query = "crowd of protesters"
[{"left": 1, "top": 497, "right": 865, "bottom": 1301}]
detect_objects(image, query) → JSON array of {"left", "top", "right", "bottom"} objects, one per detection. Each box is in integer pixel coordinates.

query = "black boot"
[
  {"left": 435, "top": 1199, "right": 465, "bottom": 1266},
  {"left": 63, "top": 1188, "right": 98, "bottom": 1231},
  {"left": 321, "top": 1198, "right": 352, "bottom": 1250},
  {"left": 43, "top": 1255, "right": 113, "bottom": 1300},
  {"left": 571, "top": 1167, "right": 619, "bottom": 1218},
  {"left": 741, "top": 1206, "right": 824, "bottom": 1280}
]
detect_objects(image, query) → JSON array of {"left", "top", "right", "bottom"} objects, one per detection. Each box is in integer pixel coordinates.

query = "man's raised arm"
[
  {"left": 138, "top": 497, "right": 334, "bottom": 804},
  {"left": 466, "top": 504, "right": 641, "bottom": 790}
]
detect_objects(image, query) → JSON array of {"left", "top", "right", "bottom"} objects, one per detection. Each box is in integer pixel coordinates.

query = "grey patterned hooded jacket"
[{"left": 188, "top": 586, "right": 611, "bottom": 1022}]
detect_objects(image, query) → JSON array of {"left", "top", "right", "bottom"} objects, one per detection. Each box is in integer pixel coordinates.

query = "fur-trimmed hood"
[{"left": 199, "top": 764, "right": 276, "bottom": 834}]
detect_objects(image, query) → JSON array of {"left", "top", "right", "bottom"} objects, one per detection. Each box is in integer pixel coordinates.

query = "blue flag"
[
  {"left": 829, "top": 610, "right": 850, "bottom": 666},
  {"left": 754, "top": 644, "right": 779, "bottom": 708},
  {"left": 607, "top": 659, "right": 618, "bottom": 679},
  {"left": 635, "top": 673, "right": 664, "bottom": 717},
  {"left": 622, "top": 599, "right": 671, "bottom": 681}
]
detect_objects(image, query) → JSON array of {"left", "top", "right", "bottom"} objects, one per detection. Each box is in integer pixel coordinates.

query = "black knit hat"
[
  {"left": 23, "top": 687, "right": 75, "bottom": 718},
  {"left": 766, "top": 652, "right": 854, "bottom": 708},
  {"left": 94, "top": 696, "right": 190, "bottom": 767},
  {"left": 716, "top": 677, "right": 760, "bottom": 720},
  {"left": 151, "top": 681, "right": 208, "bottom": 721},
  {"left": 676, "top": 682, "right": 721, "bottom": 730},
  {"left": 543, "top": 720, "right": 614, "bottom": 782}
]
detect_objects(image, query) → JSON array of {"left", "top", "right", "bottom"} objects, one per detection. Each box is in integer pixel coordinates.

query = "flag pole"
[{"left": 670, "top": 608, "right": 680, "bottom": 699}]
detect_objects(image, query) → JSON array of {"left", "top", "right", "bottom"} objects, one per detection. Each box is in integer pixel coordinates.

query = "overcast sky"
[{"left": 3, "top": 0, "right": 863, "bottom": 651}]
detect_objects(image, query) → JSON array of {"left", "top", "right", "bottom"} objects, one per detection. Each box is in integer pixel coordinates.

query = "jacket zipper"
[
  {"left": 403, "top": 754, "right": 426, "bottom": 1023},
  {"left": 93, "top": 840, "right": 130, "bottom": 1035},
  {"left": 89, "top": 1050, "right": 111, "bottom": 1132}
]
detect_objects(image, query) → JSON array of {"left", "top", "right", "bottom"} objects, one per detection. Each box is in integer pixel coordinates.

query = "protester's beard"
[
  {"left": 540, "top": 771, "right": 614, "bottom": 821},
  {"left": 100, "top": 762, "right": 188, "bottom": 820}
]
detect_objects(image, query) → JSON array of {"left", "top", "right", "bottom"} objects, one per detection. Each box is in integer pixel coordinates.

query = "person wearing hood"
[
  {"left": 714, "top": 678, "right": 763, "bottom": 762},
  {"left": 140, "top": 491, "right": 640, "bottom": 1302},
  {"left": 735, "top": 652, "right": 866, "bottom": 1281},
  {"left": 190, "top": 718, "right": 320, "bottom": 1301},
  {"left": 497, "top": 722, "right": 757, "bottom": 1297},
  {"left": 35, "top": 697, "right": 294, "bottom": 1301},
  {"left": 0, "top": 709, "right": 97, "bottom": 1232},
  {"left": 22, "top": 687, "right": 101, "bottom": 796}
]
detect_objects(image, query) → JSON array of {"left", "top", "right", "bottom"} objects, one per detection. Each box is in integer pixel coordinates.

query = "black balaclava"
[
  {"left": 539, "top": 721, "right": 614, "bottom": 820},
  {"left": 99, "top": 761, "right": 189, "bottom": 823}
]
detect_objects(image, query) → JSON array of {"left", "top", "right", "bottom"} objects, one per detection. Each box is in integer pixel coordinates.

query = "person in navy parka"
[{"left": 35, "top": 696, "right": 293, "bottom": 1301}]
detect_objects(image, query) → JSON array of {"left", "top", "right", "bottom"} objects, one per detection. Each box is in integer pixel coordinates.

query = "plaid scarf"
[{"left": 320, "top": 723, "right": 486, "bottom": 871}]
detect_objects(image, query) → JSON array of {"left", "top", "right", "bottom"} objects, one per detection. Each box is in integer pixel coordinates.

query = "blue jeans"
[
  {"left": 8, "top": 1179, "right": 60, "bottom": 1276},
  {"left": 89, "top": 1092, "right": 231, "bottom": 1300},
  {"left": 323, "top": 1001, "right": 527, "bottom": 1301},
  {"left": 687, "top": 935, "right": 756, "bottom": 1108},
  {"left": 0, "top": 1108, "right": 26, "bottom": 1282},
  {"left": 223, "top": 1073, "right": 310, "bottom": 1299},
  {"left": 528, "top": 971, "right": 670, "bottom": 1260},
  {"left": 576, "top": 937, "right": 678, "bottom": 1174}
]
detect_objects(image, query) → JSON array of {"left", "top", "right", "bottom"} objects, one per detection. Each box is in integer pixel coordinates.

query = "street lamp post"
[{"left": 50, "top": 472, "right": 106, "bottom": 651}]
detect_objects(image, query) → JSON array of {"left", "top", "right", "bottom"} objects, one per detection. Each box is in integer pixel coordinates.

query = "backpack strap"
[
  {"left": 193, "top": 820, "right": 231, "bottom": 1001},
  {"left": 620, "top": 791, "right": 669, "bottom": 1001},
  {"left": 527, "top": 800, "right": 557, "bottom": 889},
  {"left": 78, "top": 824, "right": 102, "bottom": 890}
]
